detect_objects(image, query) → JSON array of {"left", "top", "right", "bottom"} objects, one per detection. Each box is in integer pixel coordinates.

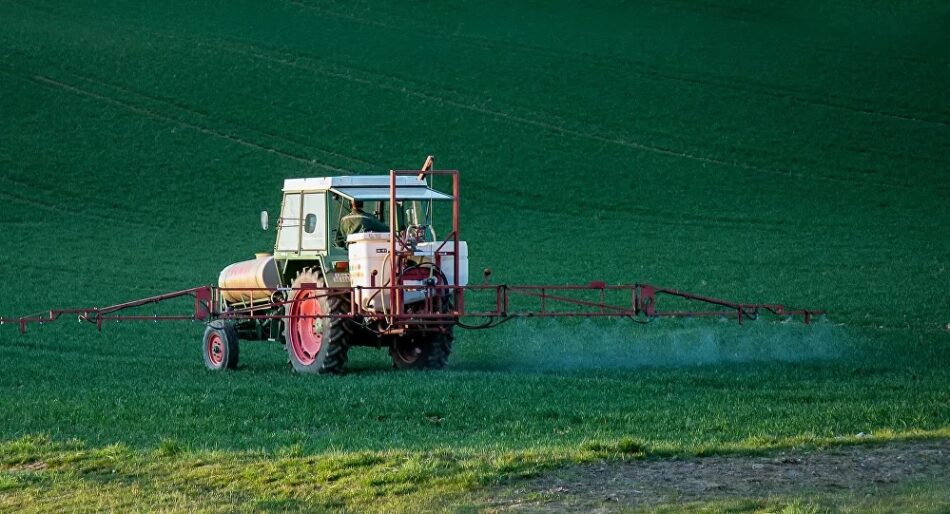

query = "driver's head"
[{"left": 351, "top": 200, "right": 364, "bottom": 211}]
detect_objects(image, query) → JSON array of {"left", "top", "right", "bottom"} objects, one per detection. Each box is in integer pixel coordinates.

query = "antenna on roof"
[{"left": 418, "top": 155, "right": 435, "bottom": 181}]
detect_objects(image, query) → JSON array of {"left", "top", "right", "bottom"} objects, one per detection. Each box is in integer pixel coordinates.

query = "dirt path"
[{"left": 487, "top": 439, "right": 948, "bottom": 512}]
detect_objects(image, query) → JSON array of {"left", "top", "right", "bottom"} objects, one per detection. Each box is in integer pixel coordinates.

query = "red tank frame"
[{"left": 0, "top": 169, "right": 824, "bottom": 334}]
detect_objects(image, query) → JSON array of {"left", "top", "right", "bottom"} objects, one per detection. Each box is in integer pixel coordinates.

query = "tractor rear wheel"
[
  {"left": 203, "top": 321, "right": 239, "bottom": 371},
  {"left": 284, "top": 270, "right": 349, "bottom": 374},
  {"left": 389, "top": 282, "right": 455, "bottom": 370},
  {"left": 389, "top": 329, "right": 453, "bottom": 370}
]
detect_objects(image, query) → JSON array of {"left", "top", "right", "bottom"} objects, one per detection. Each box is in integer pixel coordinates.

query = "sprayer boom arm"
[{"left": 0, "top": 282, "right": 822, "bottom": 334}]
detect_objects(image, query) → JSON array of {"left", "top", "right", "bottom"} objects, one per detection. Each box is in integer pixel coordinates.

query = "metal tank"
[{"left": 217, "top": 253, "right": 280, "bottom": 304}]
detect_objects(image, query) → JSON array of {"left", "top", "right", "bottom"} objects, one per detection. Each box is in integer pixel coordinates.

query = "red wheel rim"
[
  {"left": 207, "top": 332, "right": 224, "bottom": 368},
  {"left": 290, "top": 289, "right": 322, "bottom": 365}
]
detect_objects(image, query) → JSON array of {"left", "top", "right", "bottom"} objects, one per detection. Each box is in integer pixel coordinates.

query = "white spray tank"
[{"left": 347, "top": 233, "right": 468, "bottom": 311}]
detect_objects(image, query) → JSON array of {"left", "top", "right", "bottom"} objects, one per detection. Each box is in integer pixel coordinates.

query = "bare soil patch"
[
  {"left": 488, "top": 439, "right": 948, "bottom": 512},
  {"left": 7, "top": 460, "right": 47, "bottom": 473}
]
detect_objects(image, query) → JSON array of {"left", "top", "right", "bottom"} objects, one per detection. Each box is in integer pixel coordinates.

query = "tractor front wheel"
[
  {"left": 284, "top": 270, "right": 349, "bottom": 374},
  {"left": 203, "top": 321, "right": 239, "bottom": 371}
]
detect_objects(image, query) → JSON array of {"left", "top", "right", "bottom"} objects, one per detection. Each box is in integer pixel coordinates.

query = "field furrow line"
[
  {"left": 1, "top": 42, "right": 372, "bottom": 173},
  {"left": 7, "top": 2, "right": 945, "bottom": 197},
  {"left": 4, "top": 46, "right": 372, "bottom": 173},
  {"left": 6, "top": 3, "right": 942, "bottom": 192},
  {"left": 59, "top": 69, "right": 380, "bottom": 171},
  {"left": 815, "top": 141, "right": 950, "bottom": 167},
  {"left": 25, "top": 73, "right": 343, "bottom": 173},
  {"left": 0, "top": 172, "right": 161, "bottom": 225},
  {"left": 198, "top": 44, "right": 755, "bottom": 162},
  {"left": 474, "top": 185, "right": 944, "bottom": 232},
  {"left": 474, "top": 198, "right": 801, "bottom": 234},
  {"left": 288, "top": 0, "right": 950, "bottom": 127},
  {"left": 221, "top": 46, "right": 736, "bottom": 164},
  {"left": 1, "top": 3, "right": 379, "bottom": 173},
  {"left": 68, "top": 76, "right": 375, "bottom": 170},
  {"left": 0, "top": 221, "right": 44, "bottom": 227},
  {"left": 471, "top": 173, "right": 934, "bottom": 232},
  {"left": 226, "top": 33, "right": 950, "bottom": 172},
  {"left": 466, "top": 182, "right": 811, "bottom": 232},
  {"left": 9, "top": 45, "right": 765, "bottom": 229},
  {"left": 175, "top": 30, "right": 946, "bottom": 193},
  {"left": 474, "top": 190, "right": 822, "bottom": 233},
  {"left": 0, "top": 183, "right": 149, "bottom": 228},
  {"left": 203, "top": 41, "right": 950, "bottom": 193},
  {"left": 634, "top": 0, "right": 942, "bottom": 65}
]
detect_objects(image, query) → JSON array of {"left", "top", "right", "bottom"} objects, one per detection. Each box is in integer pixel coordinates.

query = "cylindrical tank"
[{"left": 218, "top": 253, "right": 280, "bottom": 304}]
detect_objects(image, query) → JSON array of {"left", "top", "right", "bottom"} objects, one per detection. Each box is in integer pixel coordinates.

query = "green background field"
[{"left": 1, "top": 0, "right": 948, "bottom": 511}]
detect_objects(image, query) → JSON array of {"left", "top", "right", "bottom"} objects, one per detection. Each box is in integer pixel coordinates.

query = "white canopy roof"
[
  {"left": 282, "top": 175, "right": 451, "bottom": 201},
  {"left": 330, "top": 186, "right": 451, "bottom": 201}
]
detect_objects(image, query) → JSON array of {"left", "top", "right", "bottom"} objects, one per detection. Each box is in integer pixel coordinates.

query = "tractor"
[{"left": 208, "top": 171, "right": 468, "bottom": 374}]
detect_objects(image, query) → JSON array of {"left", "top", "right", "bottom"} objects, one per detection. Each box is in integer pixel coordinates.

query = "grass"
[
  {"left": 0, "top": 435, "right": 555, "bottom": 512},
  {"left": 1, "top": 0, "right": 948, "bottom": 511},
  {"left": 0, "top": 321, "right": 946, "bottom": 453},
  {"left": 3, "top": 431, "right": 948, "bottom": 513}
]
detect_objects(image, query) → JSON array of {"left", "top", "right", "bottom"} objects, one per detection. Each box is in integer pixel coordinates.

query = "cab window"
[
  {"left": 276, "top": 193, "right": 301, "bottom": 252},
  {"left": 300, "top": 193, "right": 327, "bottom": 251}
]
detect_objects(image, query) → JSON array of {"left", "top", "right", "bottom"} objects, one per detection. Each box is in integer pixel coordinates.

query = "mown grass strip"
[{"left": 2, "top": 430, "right": 947, "bottom": 512}]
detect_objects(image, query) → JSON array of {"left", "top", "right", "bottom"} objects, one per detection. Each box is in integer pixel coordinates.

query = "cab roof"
[{"left": 282, "top": 176, "right": 452, "bottom": 201}]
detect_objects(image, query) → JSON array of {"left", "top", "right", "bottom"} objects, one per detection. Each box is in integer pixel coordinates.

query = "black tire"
[
  {"left": 389, "top": 284, "right": 454, "bottom": 370},
  {"left": 284, "top": 269, "right": 349, "bottom": 374},
  {"left": 203, "top": 321, "right": 239, "bottom": 370},
  {"left": 389, "top": 328, "right": 453, "bottom": 370},
  {"left": 425, "top": 329, "right": 453, "bottom": 369}
]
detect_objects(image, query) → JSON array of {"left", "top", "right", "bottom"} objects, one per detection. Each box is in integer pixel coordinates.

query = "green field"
[{"left": 1, "top": 0, "right": 948, "bottom": 511}]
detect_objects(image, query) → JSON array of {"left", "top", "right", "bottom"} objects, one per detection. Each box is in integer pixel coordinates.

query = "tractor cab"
[{"left": 270, "top": 175, "right": 458, "bottom": 288}]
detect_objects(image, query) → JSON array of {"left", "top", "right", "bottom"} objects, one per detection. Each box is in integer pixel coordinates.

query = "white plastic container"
[
  {"left": 416, "top": 241, "right": 469, "bottom": 287},
  {"left": 347, "top": 234, "right": 469, "bottom": 311},
  {"left": 347, "top": 232, "right": 391, "bottom": 287}
]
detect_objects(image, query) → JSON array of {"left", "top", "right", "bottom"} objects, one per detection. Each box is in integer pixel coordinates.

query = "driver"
[{"left": 335, "top": 199, "right": 389, "bottom": 247}]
